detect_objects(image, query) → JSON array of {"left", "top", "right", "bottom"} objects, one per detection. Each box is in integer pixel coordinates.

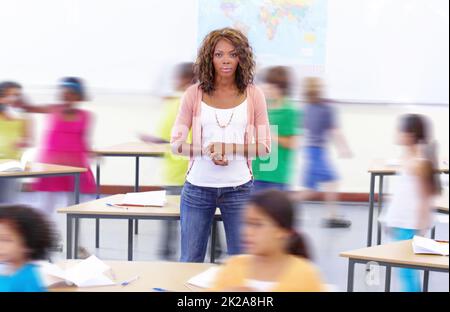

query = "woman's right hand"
[{"left": 211, "top": 152, "right": 229, "bottom": 166}]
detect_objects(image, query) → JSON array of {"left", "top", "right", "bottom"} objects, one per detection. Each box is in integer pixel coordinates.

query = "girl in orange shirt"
[{"left": 211, "top": 190, "right": 324, "bottom": 292}]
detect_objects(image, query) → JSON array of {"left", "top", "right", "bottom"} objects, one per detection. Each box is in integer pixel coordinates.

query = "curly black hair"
[
  {"left": 0, "top": 205, "right": 58, "bottom": 260},
  {"left": 195, "top": 27, "right": 255, "bottom": 95}
]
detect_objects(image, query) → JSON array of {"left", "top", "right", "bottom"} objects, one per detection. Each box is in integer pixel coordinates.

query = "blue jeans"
[
  {"left": 180, "top": 180, "right": 253, "bottom": 262},
  {"left": 252, "top": 180, "right": 288, "bottom": 194},
  {"left": 391, "top": 228, "right": 421, "bottom": 292}
]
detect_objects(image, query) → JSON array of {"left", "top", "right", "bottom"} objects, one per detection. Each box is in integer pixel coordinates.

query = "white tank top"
[
  {"left": 380, "top": 167, "right": 432, "bottom": 230},
  {"left": 186, "top": 100, "right": 252, "bottom": 187}
]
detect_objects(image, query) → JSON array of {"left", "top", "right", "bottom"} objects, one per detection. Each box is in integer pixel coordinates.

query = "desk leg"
[
  {"left": 66, "top": 215, "right": 73, "bottom": 259},
  {"left": 134, "top": 156, "right": 140, "bottom": 235},
  {"left": 210, "top": 220, "right": 217, "bottom": 263},
  {"left": 74, "top": 218, "right": 80, "bottom": 259},
  {"left": 376, "top": 175, "right": 384, "bottom": 245},
  {"left": 95, "top": 219, "right": 100, "bottom": 249},
  {"left": 423, "top": 270, "right": 429, "bottom": 292},
  {"left": 347, "top": 260, "right": 355, "bottom": 292},
  {"left": 74, "top": 173, "right": 80, "bottom": 205},
  {"left": 73, "top": 176, "right": 80, "bottom": 256},
  {"left": 96, "top": 159, "right": 101, "bottom": 248},
  {"left": 385, "top": 265, "right": 391, "bottom": 292},
  {"left": 430, "top": 227, "right": 436, "bottom": 240},
  {"left": 128, "top": 219, "right": 134, "bottom": 261},
  {"left": 367, "top": 174, "right": 376, "bottom": 247}
]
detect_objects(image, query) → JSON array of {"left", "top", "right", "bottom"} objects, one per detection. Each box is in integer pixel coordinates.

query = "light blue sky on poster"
[{"left": 198, "top": 0, "right": 327, "bottom": 66}]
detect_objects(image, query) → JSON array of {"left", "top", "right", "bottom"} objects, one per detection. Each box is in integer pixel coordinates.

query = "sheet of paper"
[
  {"left": 38, "top": 256, "right": 115, "bottom": 288},
  {"left": 77, "top": 275, "right": 116, "bottom": 288},
  {"left": 0, "top": 160, "right": 23, "bottom": 172},
  {"left": 64, "top": 255, "right": 112, "bottom": 287},
  {"left": 186, "top": 267, "right": 220, "bottom": 289},
  {"left": 120, "top": 190, "right": 167, "bottom": 207},
  {"left": 412, "top": 235, "right": 449, "bottom": 256}
]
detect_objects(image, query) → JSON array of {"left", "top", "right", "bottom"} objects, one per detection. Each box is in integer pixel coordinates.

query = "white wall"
[
  {"left": 0, "top": 0, "right": 198, "bottom": 93},
  {"left": 325, "top": 0, "right": 449, "bottom": 104},
  {"left": 26, "top": 92, "right": 448, "bottom": 193},
  {"left": 1, "top": 0, "right": 448, "bottom": 103},
  {"left": 1, "top": 0, "right": 449, "bottom": 193}
]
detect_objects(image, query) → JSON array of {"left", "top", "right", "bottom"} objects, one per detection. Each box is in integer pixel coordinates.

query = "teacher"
[{"left": 171, "top": 27, "right": 271, "bottom": 262}]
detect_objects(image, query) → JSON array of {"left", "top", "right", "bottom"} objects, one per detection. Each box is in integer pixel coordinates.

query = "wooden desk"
[
  {"left": 340, "top": 240, "right": 449, "bottom": 292},
  {"left": 435, "top": 196, "right": 449, "bottom": 215},
  {"left": 366, "top": 161, "right": 449, "bottom": 247},
  {"left": 58, "top": 194, "right": 222, "bottom": 262},
  {"left": 0, "top": 161, "right": 86, "bottom": 204},
  {"left": 50, "top": 260, "right": 216, "bottom": 292},
  {"left": 93, "top": 142, "right": 170, "bottom": 245}
]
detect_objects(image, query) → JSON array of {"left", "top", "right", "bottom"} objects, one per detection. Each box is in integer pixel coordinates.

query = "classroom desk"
[
  {"left": 50, "top": 260, "right": 216, "bottom": 292},
  {"left": 366, "top": 163, "right": 449, "bottom": 247},
  {"left": 57, "top": 194, "right": 222, "bottom": 262},
  {"left": 0, "top": 161, "right": 86, "bottom": 204},
  {"left": 340, "top": 240, "right": 449, "bottom": 292},
  {"left": 93, "top": 142, "right": 170, "bottom": 246},
  {"left": 435, "top": 196, "right": 449, "bottom": 215}
]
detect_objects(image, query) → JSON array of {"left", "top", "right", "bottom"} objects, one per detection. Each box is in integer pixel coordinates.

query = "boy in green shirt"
[{"left": 253, "top": 67, "right": 301, "bottom": 192}]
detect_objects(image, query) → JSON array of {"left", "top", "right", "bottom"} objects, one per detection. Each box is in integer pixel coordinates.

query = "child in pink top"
[{"left": 21, "top": 78, "right": 96, "bottom": 204}]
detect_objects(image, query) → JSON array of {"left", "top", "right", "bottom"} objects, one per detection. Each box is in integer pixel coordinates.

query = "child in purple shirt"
[{"left": 294, "top": 77, "right": 353, "bottom": 228}]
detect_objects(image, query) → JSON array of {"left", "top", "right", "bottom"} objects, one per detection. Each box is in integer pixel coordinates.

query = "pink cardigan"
[{"left": 170, "top": 83, "right": 271, "bottom": 175}]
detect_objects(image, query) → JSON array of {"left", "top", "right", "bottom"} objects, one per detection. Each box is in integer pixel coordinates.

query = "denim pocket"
[{"left": 234, "top": 180, "right": 254, "bottom": 191}]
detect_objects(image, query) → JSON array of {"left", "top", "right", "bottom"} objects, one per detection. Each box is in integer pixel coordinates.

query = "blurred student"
[
  {"left": 210, "top": 190, "right": 324, "bottom": 292},
  {"left": 0, "top": 81, "right": 32, "bottom": 204},
  {"left": 380, "top": 114, "right": 440, "bottom": 292},
  {"left": 19, "top": 77, "right": 96, "bottom": 214},
  {"left": 141, "top": 63, "right": 194, "bottom": 185},
  {"left": 140, "top": 62, "right": 195, "bottom": 259},
  {"left": 292, "top": 77, "right": 352, "bottom": 228},
  {"left": 0, "top": 205, "right": 56, "bottom": 292},
  {"left": 252, "top": 66, "right": 301, "bottom": 192}
]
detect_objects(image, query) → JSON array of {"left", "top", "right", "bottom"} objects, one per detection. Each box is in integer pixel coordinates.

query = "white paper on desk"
[
  {"left": 120, "top": 190, "right": 167, "bottom": 207},
  {"left": 65, "top": 255, "right": 114, "bottom": 287},
  {"left": 0, "top": 157, "right": 26, "bottom": 173},
  {"left": 412, "top": 235, "right": 449, "bottom": 256},
  {"left": 186, "top": 267, "right": 220, "bottom": 289},
  {"left": 40, "top": 255, "right": 115, "bottom": 288}
]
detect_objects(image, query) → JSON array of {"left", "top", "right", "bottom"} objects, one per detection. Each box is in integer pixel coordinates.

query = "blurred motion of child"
[
  {"left": 252, "top": 66, "right": 301, "bottom": 193},
  {"left": 0, "top": 81, "right": 33, "bottom": 204},
  {"left": 0, "top": 205, "right": 57, "bottom": 292},
  {"left": 210, "top": 190, "right": 324, "bottom": 292},
  {"left": 292, "top": 77, "right": 353, "bottom": 228},
  {"left": 140, "top": 63, "right": 195, "bottom": 259},
  {"left": 19, "top": 77, "right": 96, "bottom": 214},
  {"left": 380, "top": 114, "right": 441, "bottom": 292}
]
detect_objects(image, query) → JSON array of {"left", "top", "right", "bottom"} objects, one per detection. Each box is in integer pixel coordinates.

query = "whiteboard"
[{"left": 0, "top": 0, "right": 448, "bottom": 104}]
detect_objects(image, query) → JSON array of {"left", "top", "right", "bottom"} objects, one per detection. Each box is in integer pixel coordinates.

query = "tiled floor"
[{"left": 10, "top": 192, "right": 450, "bottom": 292}]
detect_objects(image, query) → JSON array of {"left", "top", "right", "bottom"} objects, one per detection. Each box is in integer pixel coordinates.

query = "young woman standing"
[{"left": 171, "top": 28, "right": 271, "bottom": 262}]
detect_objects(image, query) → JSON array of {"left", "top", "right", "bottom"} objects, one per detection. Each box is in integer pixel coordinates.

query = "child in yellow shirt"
[
  {"left": 211, "top": 190, "right": 324, "bottom": 292},
  {"left": 0, "top": 81, "right": 32, "bottom": 204}
]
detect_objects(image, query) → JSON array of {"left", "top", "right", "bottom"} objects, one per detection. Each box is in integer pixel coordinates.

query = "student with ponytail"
[
  {"left": 380, "top": 114, "right": 441, "bottom": 292},
  {"left": 210, "top": 190, "right": 324, "bottom": 292}
]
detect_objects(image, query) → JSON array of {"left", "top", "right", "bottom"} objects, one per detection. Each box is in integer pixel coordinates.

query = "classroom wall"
[
  {"left": 1, "top": 0, "right": 448, "bottom": 103},
  {"left": 3, "top": 0, "right": 449, "bottom": 194},
  {"left": 27, "top": 91, "right": 449, "bottom": 194}
]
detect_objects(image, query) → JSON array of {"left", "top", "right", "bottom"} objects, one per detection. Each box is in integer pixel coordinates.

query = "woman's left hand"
[{"left": 205, "top": 142, "right": 231, "bottom": 157}]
